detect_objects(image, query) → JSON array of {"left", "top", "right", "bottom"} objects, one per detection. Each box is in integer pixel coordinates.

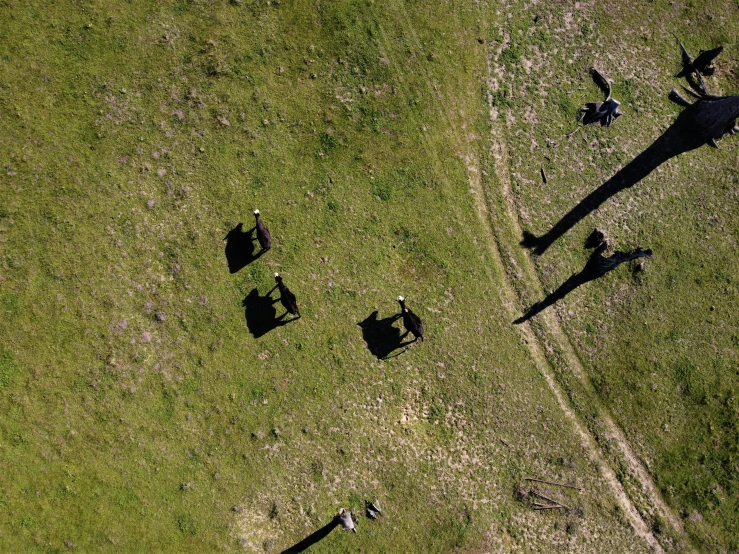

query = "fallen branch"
[
  {"left": 534, "top": 505, "right": 565, "bottom": 510},
  {"left": 531, "top": 491, "right": 569, "bottom": 509},
  {"left": 525, "top": 477, "right": 582, "bottom": 491}
]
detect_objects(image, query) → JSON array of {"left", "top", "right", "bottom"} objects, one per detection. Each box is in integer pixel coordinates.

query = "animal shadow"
[
  {"left": 521, "top": 95, "right": 739, "bottom": 255},
  {"left": 514, "top": 243, "right": 652, "bottom": 323},
  {"left": 243, "top": 288, "right": 299, "bottom": 338},
  {"left": 280, "top": 517, "right": 341, "bottom": 553},
  {"left": 358, "top": 310, "right": 415, "bottom": 359},
  {"left": 225, "top": 223, "right": 263, "bottom": 274}
]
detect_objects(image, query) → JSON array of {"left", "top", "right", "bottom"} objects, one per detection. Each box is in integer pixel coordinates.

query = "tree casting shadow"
[
  {"left": 514, "top": 242, "right": 652, "bottom": 323},
  {"left": 280, "top": 517, "right": 341, "bottom": 553},
  {"left": 358, "top": 310, "right": 417, "bottom": 359},
  {"left": 522, "top": 95, "right": 739, "bottom": 255},
  {"left": 225, "top": 223, "right": 264, "bottom": 274},
  {"left": 243, "top": 288, "right": 299, "bottom": 338}
]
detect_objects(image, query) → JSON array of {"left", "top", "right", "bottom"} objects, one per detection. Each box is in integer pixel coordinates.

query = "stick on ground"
[
  {"left": 531, "top": 490, "right": 569, "bottom": 509},
  {"left": 525, "top": 477, "right": 582, "bottom": 491}
]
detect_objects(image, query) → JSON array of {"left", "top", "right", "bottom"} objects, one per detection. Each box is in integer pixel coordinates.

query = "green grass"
[
  {"left": 0, "top": 0, "right": 737, "bottom": 552},
  {"left": 495, "top": 1, "right": 739, "bottom": 551}
]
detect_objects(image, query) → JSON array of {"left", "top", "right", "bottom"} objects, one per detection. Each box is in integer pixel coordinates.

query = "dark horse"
[
  {"left": 522, "top": 95, "right": 739, "bottom": 255},
  {"left": 514, "top": 242, "right": 652, "bottom": 323}
]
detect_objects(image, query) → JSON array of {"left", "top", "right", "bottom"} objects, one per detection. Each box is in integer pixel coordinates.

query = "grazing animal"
[
  {"left": 523, "top": 69, "right": 739, "bottom": 255},
  {"left": 514, "top": 243, "right": 652, "bottom": 323},
  {"left": 397, "top": 296, "right": 424, "bottom": 341},
  {"left": 336, "top": 509, "right": 356, "bottom": 533},
  {"left": 580, "top": 68, "right": 623, "bottom": 127},
  {"left": 366, "top": 500, "right": 382, "bottom": 520},
  {"left": 584, "top": 228, "right": 605, "bottom": 249},
  {"left": 675, "top": 36, "right": 723, "bottom": 79},
  {"left": 585, "top": 241, "right": 653, "bottom": 277},
  {"left": 666, "top": 75, "right": 739, "bottom": 148},
  {"left": 668, "top": 88, "right": 693, "bottom": 108},
  {"left": 275, "top": 273, "right": 300, "bottom": 318},
  {"left": 254, "top": 209, "right": 271, "bottom": 251},
  {"left": 693, "top": 47, "right": 723, "bottom": 76}
]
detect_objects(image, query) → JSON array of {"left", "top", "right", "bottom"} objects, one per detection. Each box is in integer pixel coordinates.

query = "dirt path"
[
  {"left": 464, "top": 121, "right": 663, "bottom": 554},
  {"left": 379, "top": 10, "right": 691, "bottom": 551},
  {"left": 462, "top": 42, "right": 698, "bottom": 553}
]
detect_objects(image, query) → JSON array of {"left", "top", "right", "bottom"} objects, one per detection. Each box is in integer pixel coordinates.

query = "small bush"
[
  {"left": 319, "top": 132, "right": 338, "bottom": 150},
  {"left": 652, "top": 515, "right": 665, "bottom": 535},
  {"left": 372, "top": 180, "right": 392, "bottom": 201},
  {"left": 176, "top": 513, "right": 196, "bottom": 536},
  {"left": 491, "top": 88, "right": 511, "bottom": 108},
  {"left": 500, "top": 42, "right": 522, "bottom": 68},
  {"left": 0, "top": 349, "right": 20, "bottom": 388}
]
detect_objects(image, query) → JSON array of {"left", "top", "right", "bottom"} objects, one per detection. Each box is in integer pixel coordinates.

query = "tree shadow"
[
  {"left": 242, "top": 288, "right": 299, "bottom": 338},
  {"left": 522, "top": 95, "right": 739, "bottom": 255},
  {"left": 280, "top": 517, "right": 341, "bottom": 553},
  {"left": 225, "top": 223, "right": 264, "bottom": 274},
  {"left": 514, "top": 243, "right": 652, "bottom": 323},
  {"left": 358, "top": 310, "right": 416, "bottom": 359}
]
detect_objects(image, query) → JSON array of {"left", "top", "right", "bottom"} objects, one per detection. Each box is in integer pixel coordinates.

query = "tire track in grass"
[
  {"left": 473, "top": 39, "right": 697, "bottom": 554},
  {"left": 379, "top": 7, "right": 686, "bottom": 552},
  {"left": 467, "top": 107, "right": 664, "bottom": 554},
  {"left": 383, "top": 8, "right": 663, "bottom": 552}
]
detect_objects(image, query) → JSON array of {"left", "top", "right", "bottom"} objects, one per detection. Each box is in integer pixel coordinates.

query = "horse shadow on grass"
[
  {"left": 521, "top": 94, "right": 739, "bottom": 255},
  {"left": 280, "top": 517, "right": 341, "bottom": 553},
  {"left": 225, "top": 223, "right": 264, "bottom": 274},
  {"left": 514, "top": 242, "right": 652, "bottom": 324},
  {"left": 358, "top": 310, "right": 416, "bottom": 359},
  {"left": 243, "top": 288, "right": 299, "bottom": 338}
]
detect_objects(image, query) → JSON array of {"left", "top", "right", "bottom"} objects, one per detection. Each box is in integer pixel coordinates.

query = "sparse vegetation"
[
  {"left": 495, "top": 1, "right": 739, "bottom": 552},
  {"left": 1, "top": 0, "right": 737, "bottom": 553}
]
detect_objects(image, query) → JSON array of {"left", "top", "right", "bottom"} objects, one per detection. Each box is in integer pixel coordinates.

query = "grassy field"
[
  {"left": 492, "top": 1, "right": 739, "bottom": 552},
  {"left": 0, "top": 0, "right": 737, "bottom": 552}
]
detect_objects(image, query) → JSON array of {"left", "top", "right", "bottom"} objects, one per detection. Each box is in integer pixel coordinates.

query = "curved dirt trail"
[
  {"left": 470, "top": 43, "right": 697, "bottom": 554},
  {"left": 379, "top": 9, "right": 690, "bottom": 551},
  {"left": 464, "top": 121, "right": 663, "bottom": 554}
]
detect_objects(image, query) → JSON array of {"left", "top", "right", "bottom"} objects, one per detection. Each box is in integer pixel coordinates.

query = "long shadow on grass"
[
  {"left": 243, "top": 288, "right": 299, "bottom": 338},
  {"left": 514, "top": 242, "right": 652, "bottom": 323},
  {"left": 280, "top": 517, "right": 341, "bottom": 553},
  {"left": 521, "top": 95, "right": 739, "bottom": 255},
  {"left": 225, "top": 223, "right": 263, "bottom": 273},
  {"left": 358, "top": 310, "right": 415, "bottom": 359}
]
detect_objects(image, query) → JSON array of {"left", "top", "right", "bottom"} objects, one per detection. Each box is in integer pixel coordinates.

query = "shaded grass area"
[{"left": 493, "top": 0, "right": 739, "bottom": 551}]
